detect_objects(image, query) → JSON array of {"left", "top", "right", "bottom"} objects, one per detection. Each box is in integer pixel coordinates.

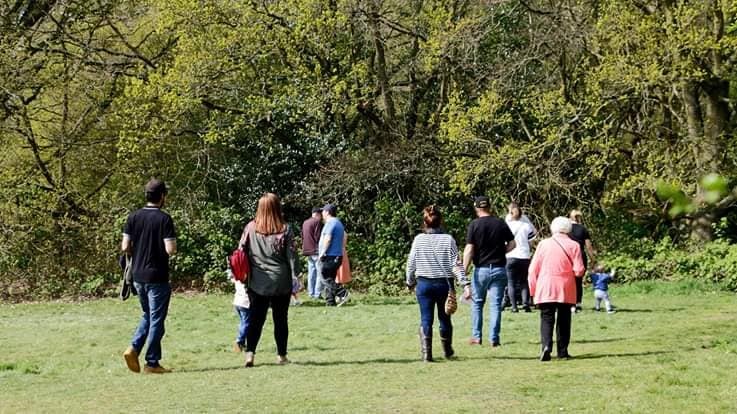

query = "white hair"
[{"left": 550, "top": 217, "right": 572, "bottom": 234}]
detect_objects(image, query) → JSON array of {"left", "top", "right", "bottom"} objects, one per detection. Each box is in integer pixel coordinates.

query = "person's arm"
[
  {"left": 121, "top": 235, "right": 131, "bottom": 254},
  {"left": 527, "top": 242, "right": 544, "bottom": 297},
  {"left": 165, "top": 239, "right": 177, "bottom": 256},
  {"left": 503, "top": 222, "right": 516, "bottom": 253},
  {"left": 572, "top": 244, "right": 585, "bottom": 277},
  {"left": 286, "top": 228, "right": 300, "bottom": 279},
  {"left": 505, "top": 240, "right": 516, "bottom": 253},
  {"left": 449, "top": 239, "right": 471, "bottom": 298},
  {"left": 406, "top": 238, "right": 418, "bottom": 290},
  {"left": 321, "top": 235, "right": 332, "bottom": 257},
  {"left": 164, "top": 215, "right": 177, "bottom": 256},
  {"left": 585, "top": 239, "right": 596, "bottom": 264},
  {"left": 462, "top": 243, "right": 474, "bottom": 299},
  {"left": 463, "top": 243, "right": 474, "bottom": 275},
  {"left": 121, "top": 215, "right": 132, "bottom": 254}
]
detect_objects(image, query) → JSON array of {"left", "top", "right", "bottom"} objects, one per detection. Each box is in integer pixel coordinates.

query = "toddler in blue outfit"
[{"left": 590, "top": 264, "right": 615, "bottom": 314}]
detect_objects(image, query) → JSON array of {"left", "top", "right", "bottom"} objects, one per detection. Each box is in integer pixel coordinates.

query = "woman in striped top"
[{"left": 406, "top": 205, "right": 470, "bottom": 361}]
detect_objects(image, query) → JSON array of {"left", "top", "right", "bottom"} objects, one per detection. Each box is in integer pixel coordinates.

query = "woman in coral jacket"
[{"left": 528, "top": 217, "right": 585, "bottom": 362}]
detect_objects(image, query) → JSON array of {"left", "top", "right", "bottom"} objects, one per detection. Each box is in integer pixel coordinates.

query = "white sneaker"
[{"left": 336, "top": 291, "right": 351, "bottom": 307}]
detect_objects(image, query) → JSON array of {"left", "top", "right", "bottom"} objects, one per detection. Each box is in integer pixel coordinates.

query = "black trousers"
[
  {"left": 320, "top": 256, "right": 345, "bottom": 305},
  {"left": 246, "top": 291, "right": 290, "bottom": 356},
  {"left": 539, "top": 303, "right": 572, "bottom": 356},
  {"left": 505, "top": 258, "right": 531, "bottom": 308},
  {"left": 575, "top": 277, "right": 583, "bottom": 305},
  {"left": 576, "top": 256, "right": 588, "bottom": 304}
]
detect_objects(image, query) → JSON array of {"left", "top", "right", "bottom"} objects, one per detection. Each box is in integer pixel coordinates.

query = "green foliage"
[
  {"left": 4, "top": 0, "right": 737, "bottom": 299},
  {"left": 603, "top": 239, "right": 737, "bottom": 291},
  {"left": 348, "top": 196, "right": 417, "bottom": 296},
  {"left": 168, "top": 203, "right": 244, "bottom": 291}
]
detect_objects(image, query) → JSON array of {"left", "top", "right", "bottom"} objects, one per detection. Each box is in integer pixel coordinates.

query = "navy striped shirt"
[{"left": 406, "top": 233, "right": 468, "bottom": 286}]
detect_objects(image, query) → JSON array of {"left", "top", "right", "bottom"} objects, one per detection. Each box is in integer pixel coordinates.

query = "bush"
[
  {"left": 602, "top": 239, "right": 737, "bottom": 291},
  {"left": 168, "top": 203, "right": 245, "bottom": 291},
  {"left": 347, "top": 196, "right": 471, "bottom": 296}
]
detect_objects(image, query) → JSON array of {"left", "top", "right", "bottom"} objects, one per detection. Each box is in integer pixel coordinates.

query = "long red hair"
[{"left": 254, "top": 193, "right": 286, "bottom": 235}]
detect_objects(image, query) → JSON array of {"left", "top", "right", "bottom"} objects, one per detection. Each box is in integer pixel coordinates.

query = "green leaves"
[
  {"left": 657, "top": 174, "right": 732, "bottom": 218},
  {"left": 701, "top": 173, "right": 729, "bottom": 204}
]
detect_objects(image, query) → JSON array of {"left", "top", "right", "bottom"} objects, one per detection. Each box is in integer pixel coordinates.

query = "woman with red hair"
[{"left": 240, "top": 193, "right": 299, "bottom": 367}]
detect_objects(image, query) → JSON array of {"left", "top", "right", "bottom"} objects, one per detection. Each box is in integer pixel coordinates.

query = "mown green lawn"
[{"left": 1, "top": 281, "right": 736, "bottom": 413}]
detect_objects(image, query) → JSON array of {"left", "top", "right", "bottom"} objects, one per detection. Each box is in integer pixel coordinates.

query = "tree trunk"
[{"left": 368, "top": 0, "right": 397, "bottom": 136}]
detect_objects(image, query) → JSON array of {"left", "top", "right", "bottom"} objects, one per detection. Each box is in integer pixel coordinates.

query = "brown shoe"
[
  {"left": 123, "top": 347, "right": 140, "bottom": 373},
  {"left": 468, "top": 338, "right": 481, "bottom": 345},
  {"left": 233, "top": 342, "right": 244, "bottom": 353},
  {"left": 244, "top": 352, "right": 255, "bottom": 368},
  {"left": 143, "top": 365, "right": 172, "bottom": 374},
  {"left": 276, "top": 355, "right": 290, "bottom": 365}
]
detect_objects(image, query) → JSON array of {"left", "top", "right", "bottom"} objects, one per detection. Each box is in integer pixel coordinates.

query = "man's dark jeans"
[
  {"left": 320, "top": 255, "right": 344, "bottom": 305},
  {"left": 131, "top": 282, "right": 171, "bottom": 367}
]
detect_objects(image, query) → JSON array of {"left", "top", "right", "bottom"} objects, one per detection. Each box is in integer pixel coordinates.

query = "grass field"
[{"left": 1, "top": 280, "right": 736, "bottom": 413}]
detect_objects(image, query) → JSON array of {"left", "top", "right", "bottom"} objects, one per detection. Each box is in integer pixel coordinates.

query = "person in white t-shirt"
[{"left": 504, "top": 202, "right": 537, "bottom": 312}]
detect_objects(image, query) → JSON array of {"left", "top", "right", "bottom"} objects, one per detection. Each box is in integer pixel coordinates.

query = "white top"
[
  {"left": 505, "top": 218, "right": 536, "bottom": 259},
  {"left": 230, "top": 270, "right": 250, "bottom": 308}
]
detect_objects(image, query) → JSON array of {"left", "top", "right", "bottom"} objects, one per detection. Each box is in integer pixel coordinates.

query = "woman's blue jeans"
[
  {"left": 470, "top": 265, "right": 508, "bottom": 344},
  {"left": 416, "top": 278, "right": 452, "bottom": 337}
]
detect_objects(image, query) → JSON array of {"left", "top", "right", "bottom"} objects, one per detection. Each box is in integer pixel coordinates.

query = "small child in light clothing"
[
  {"left": 590, "top": 264, "right": 615, "bottom": 313},
  {"left": 229, "top": 269, "right": 250, "bottom": 352}
]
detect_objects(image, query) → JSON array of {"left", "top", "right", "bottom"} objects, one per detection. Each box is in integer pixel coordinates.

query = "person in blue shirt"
[
  {"left": 590, "top": 264, "right": 615, "bottom": 313},
  {"left": 319, "top": 204, "right": 348, "bottom": 306}
]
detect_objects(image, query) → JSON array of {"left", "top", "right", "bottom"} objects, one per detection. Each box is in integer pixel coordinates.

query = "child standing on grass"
[
  {"left": 230, "top": 269, "right": 250, "bottom": 352},
  {"left": 590, "top": 264, "right": 615, "bottom": 313}
]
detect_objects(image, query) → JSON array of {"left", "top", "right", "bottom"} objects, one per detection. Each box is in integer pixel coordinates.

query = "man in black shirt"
[
  {"left": 462, "top": 196, "right": 516, "bottom": 347},
  {"left": 568, "top": 210, "right": 596, "bottom": 312},
  {"left": 121, "top": 179, "right": 177, "bottom": 374}
]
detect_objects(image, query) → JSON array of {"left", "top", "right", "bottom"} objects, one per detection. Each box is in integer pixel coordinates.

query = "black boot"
[
  {"left": 419, "top": 326, "right": 433, "bottom": 362},
  {"left": 440, "top": 335, "right": 454, "bottom": 359}
]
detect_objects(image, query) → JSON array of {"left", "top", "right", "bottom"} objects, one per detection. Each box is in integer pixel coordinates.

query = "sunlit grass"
[{"left": 1, "top": 281, "right": 736, "bottom": 413}]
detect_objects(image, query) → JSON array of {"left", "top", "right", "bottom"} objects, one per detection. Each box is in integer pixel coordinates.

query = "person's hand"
[
  {"left": 462, "top": 285, "right": 472, "bottom": 300},
  {"left": 407, "top": 283, "right": 415, "bottom": 293}
]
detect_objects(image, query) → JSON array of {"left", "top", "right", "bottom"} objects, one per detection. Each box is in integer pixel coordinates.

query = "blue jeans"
[
  {"left": 471, "top": 265, "right": 508, "bottom": 344},
  {"left": 306, "top": 255, "right": 322, "bottom": 298},
  {"left": 415, "top": 278, "right": 452, "bottom": 337},
  {"left": 235, "top": 306, "right": 250, "bottom": 346},
  {"left": 131, "top": 282, "right": 171, "bottom": 367}
]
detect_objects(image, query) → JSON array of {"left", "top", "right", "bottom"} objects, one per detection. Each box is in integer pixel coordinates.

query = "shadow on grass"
[
  {"left": 611, "top": 308, "right": 684, "bottom": 313},
  {"left": 175, "top": 365, "right": 245, "bottom": 374},
  {"left": 573, "top": 337, "right": 627, "bottom": 344},
  {"left": 492, "top": 350, "right": 673, "bottom": 361},
  {"left": 293, "top": 357, "right": 418, "bottom": 366},
  {"left": 570, "top": 350, "right": 673, "bottom": 360}
]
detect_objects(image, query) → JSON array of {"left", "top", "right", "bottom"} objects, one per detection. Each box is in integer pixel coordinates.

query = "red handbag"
[
  {"left": 229, "top": 249, "right": 250, "bottom": 282},
  {"left": 229, "top": 221, "right": 254, "bottom": 282}
]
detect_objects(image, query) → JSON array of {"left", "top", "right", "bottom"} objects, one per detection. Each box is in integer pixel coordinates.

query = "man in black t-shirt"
[
  {"left": 121, "top": 179, "right": 177, "bottom": 374},
  {"left": 568, "top": 210, "right": 596, "bottom": 312},
  {"left": 462, "top": 196, "right": 516, "bottom": 347}
]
